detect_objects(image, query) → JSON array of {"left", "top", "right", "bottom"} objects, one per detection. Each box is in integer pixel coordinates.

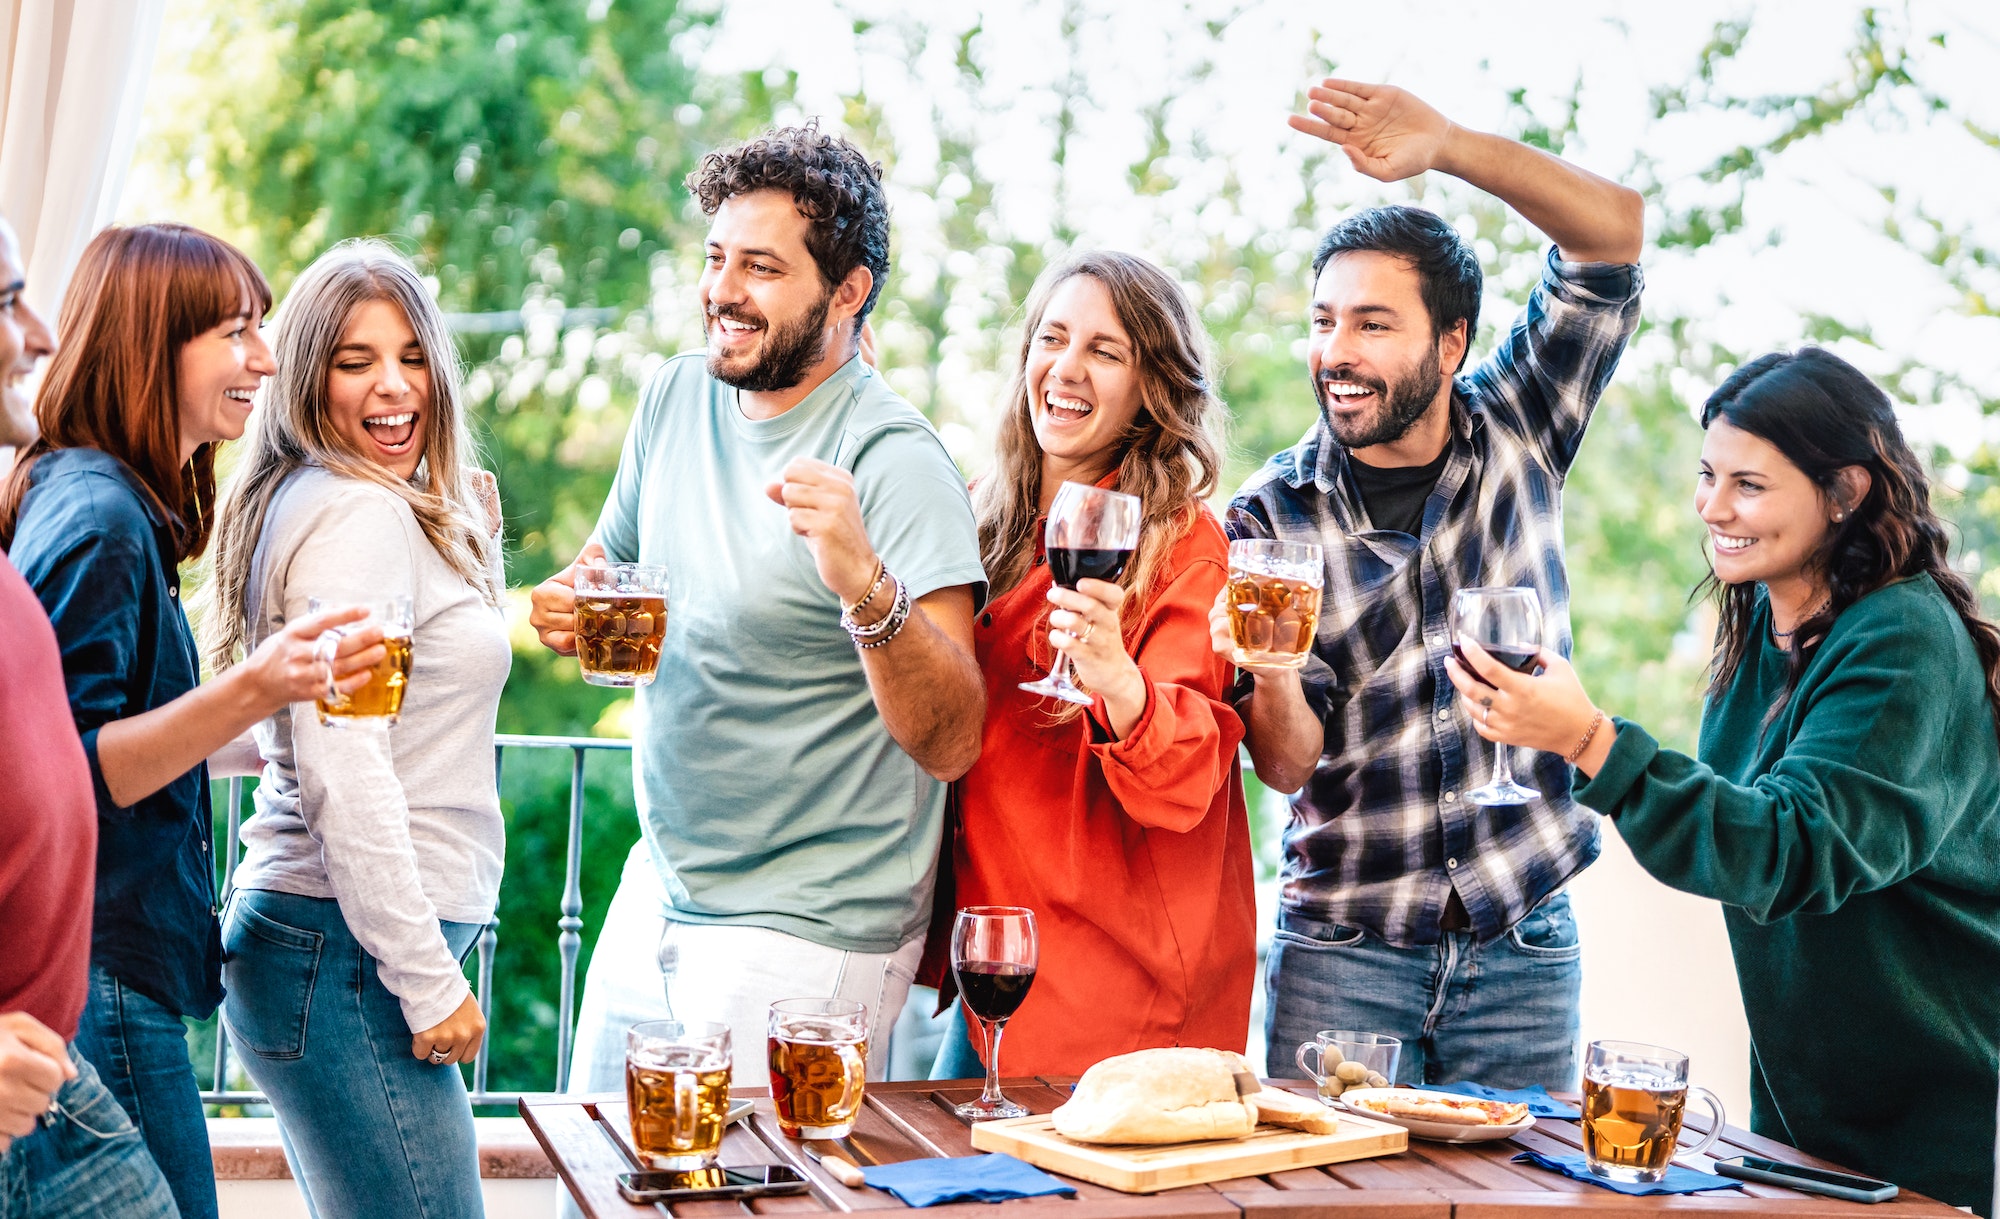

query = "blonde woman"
[{"left": 206, "top": 240, "right": 506, "bottom": 1219}]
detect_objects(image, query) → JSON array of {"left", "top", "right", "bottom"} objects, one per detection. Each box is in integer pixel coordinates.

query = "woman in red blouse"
[{"left": 923, "top": 251, "right": 1255, "bottom": 1077}]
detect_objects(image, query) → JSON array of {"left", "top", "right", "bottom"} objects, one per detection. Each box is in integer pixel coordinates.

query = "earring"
[{"left": 1833, "top": 511, "right": 1846, "bottom": 522}]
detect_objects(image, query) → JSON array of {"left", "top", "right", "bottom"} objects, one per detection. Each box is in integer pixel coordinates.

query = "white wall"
[{"left": 217, "top": 1179, "right": 556, "bottom": 1219}]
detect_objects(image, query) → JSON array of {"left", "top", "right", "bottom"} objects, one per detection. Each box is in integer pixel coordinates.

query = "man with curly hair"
[{"left": 532, "top": 126, "right": 987, "bottom": 1098}]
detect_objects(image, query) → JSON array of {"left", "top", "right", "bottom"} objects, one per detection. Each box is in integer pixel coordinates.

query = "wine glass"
[
  {"left": 951, "top": 906, "right": 1038, "bottom": 1121},
  {"left": 1018, "top": 482, "right": 1142, "bottom": 705},
  {"left": 1451, "top": 586, "right": 1544, "bottom": 805}
]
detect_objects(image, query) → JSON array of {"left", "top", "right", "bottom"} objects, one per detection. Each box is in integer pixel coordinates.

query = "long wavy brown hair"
[
  {"left": 976, "top": 251, "right": 1222, "bottom": 672},
  {"left": 1699, "top": 347, "right": 2000, "bottom": 738},
  {"left": 0, "top": 224, "right": 271, "bottom": 560},
  {"left": 204, "top": 239, "right": 499, "bottom": 670}
]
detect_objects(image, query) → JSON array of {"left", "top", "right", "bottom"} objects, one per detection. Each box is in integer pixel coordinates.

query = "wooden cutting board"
[{"left": 968, "top": 1110, "right": 1408, "bottom": 1192}]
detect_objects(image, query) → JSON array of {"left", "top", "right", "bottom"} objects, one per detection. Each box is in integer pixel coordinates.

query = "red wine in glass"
[
  {"left": 1048, "top": 547, "right": 1131, "bottom": 589},
  {"left": 954, "top": 961, "right": 1036, "bottom": 1023},
  {"left": 1452, "top": 643, "right": 1541, "bottom": 682}
]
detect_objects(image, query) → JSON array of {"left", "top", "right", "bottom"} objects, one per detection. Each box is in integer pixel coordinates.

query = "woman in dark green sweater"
[{"left": 1447, "top": 347, "right": 2000, "bottom": 1212}]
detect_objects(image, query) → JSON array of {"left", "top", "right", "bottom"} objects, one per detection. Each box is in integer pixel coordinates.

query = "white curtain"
[{"left": 0, "top": 0, "right": 166, "bottom": 318}]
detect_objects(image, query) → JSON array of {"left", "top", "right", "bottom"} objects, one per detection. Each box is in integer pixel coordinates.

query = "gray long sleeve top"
[{"left": 234, "top": 467, "right": 509, "bottom": 1031}]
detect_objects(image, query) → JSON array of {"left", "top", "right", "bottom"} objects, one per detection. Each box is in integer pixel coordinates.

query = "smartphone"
[
  {"left": 616, "top": 1165, "right": 809, "bottom": 1203},
  {"left": 1714, "top": 1155, "right": 1899, "bottom": 1203}
]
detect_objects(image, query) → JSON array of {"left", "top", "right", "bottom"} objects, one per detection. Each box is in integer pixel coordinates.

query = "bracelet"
[
  {"left": 1564, "top": 709, "right": 1607, "bottom": 765},
  {"left": 852, "top": 577, "right": 913, "bottom": 649},
  {"left": 843, "top": 572, "right": 905, "bottom": 638},
  {"left": 842, "top": 559, "right": 888, "bottom": 617}
]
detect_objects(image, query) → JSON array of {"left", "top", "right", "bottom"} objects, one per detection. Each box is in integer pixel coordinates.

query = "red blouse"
[{"left": 936, "top": 503, "right": 1255, "bottom": 1074}]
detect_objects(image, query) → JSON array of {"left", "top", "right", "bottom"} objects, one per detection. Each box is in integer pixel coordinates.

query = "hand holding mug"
[
  {"left": 238, "top": 605, "right": 385, "bottom": 714},
  {"left": 530, "top": 540, "right": 608, "bottom": 656}
]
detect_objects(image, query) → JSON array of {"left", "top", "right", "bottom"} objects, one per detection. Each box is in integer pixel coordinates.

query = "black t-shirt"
[{"left": 1350, "top": 447, "right": 1450, "bottom": 536}]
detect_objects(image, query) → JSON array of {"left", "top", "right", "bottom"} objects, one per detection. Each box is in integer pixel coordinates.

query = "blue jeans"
[
  {"left": 221, "top": 890, "right": 483, "bottom": 1219},
  {"left": 1264, "top": 891, "right": 1582, "bottom": 1090},
  {"left": 73, "top": 968, "right": 214, "bottom": 1219},
  {"left": 0, "top": 1046, "right": 178, "bottom": 1219}
]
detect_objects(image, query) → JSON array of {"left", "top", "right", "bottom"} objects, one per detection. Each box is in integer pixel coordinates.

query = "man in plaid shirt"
[{"left": 1219, "top": 79, "right": 1644, "bottom": 1087}]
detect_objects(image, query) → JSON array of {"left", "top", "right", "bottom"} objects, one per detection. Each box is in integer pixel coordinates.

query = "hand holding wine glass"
[
  {"left": 1021, "top": 482, "right": 1142, "bottom": 705},
  {"left": 952, "top": 906, "right": 1038, "bottom": 1121},
  {"left": 1449, "top": 586, "right": 1544, "bottom": 805}
]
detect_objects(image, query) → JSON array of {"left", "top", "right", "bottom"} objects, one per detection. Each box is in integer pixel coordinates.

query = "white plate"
[{"left": 1334, "top": 1087, "right": 1537, "bottom": 1144}]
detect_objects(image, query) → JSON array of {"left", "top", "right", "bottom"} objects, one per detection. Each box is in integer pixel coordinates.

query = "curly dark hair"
[{"left": 687, "top": 123, "right": 890, "bottom": 327}]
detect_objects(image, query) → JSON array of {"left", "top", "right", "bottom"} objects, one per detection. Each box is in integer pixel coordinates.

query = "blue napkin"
[
  {"left": 859, "top": 1153, "right": 1077, "bottom": 1206},
  {"left": 1431, "top": 1081, "right": 1581, "bottom": 1119},
  {"left": 1512, "top": 1150, "right": 1745, "bottom": 1195}
]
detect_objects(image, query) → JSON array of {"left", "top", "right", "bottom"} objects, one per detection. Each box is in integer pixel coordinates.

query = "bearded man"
[
  {"left": 1223, "top": 79, "right": 1644, "bottom": 1087},
  {"left": 531, "top": 126, "right": 986, "bottom": 1095}
]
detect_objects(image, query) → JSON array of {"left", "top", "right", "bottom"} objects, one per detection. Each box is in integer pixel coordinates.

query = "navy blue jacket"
[{"left": 8, "top": 447, "right": 221, "bottom": 1018}]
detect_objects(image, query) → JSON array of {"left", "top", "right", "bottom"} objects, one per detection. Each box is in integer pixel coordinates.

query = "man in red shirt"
[{"left": 0, "top": 214, "right": 175, "bottom": 1218}]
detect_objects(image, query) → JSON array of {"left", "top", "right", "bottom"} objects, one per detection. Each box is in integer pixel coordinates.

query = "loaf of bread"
[{"left": 1051, "top": 1048, "right": 1259, "bottom": 1144}]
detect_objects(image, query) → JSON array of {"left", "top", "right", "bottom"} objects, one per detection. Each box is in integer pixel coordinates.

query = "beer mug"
[
  {"left": 1296, "top": 1030, "right": 1400, "bottom": 1102},
  {"left": 625, "top": 1021, "right": 731, "bottom": 1169},
  {"left": 1581, "top": 1039, "right": 1726, "bottom": 1183},
  {"left": 767, "top": 998, "right": 868, "bottom": 1139},
  {"left": 308, "top": 596, "right": 414, "bottom": 727},
  {"left": 575, "top": 563, "right": 669, "bottom": 688},
  {"left": 1225, "top": 539, "right": 1324, "bottom": 669}
]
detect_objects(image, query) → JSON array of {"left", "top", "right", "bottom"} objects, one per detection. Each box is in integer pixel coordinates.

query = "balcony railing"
[{"left": 199, "top": 733, "right": 632, "bottom": 1108}]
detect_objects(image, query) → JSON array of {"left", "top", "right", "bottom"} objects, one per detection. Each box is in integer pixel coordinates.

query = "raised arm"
[
  {"left": 1291, "top": 78, "right": 1643, "bottom": 265},
  {"left": 769, "top": 457, "right": 985, "bottom": 781}
]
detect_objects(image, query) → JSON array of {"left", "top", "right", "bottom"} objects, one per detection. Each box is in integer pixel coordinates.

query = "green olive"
[
  {"left": 1320, "top": 1078, "right": 1346, "bottom": 1099},
  {"left": 1334, "top": 1061, "right": 1370, "bottom": 1084},
  {"left": 1364, "top": 1071, "right": 1390, "bottom": 1088}
]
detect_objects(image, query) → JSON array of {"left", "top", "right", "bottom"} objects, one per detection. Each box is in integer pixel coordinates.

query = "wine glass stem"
[
  {"left": 1493, "top": 741, "right": 1515, "bottom": 787},
  {"left": 980, "top": 1019, "right": 1007, "bottom": 1105}
]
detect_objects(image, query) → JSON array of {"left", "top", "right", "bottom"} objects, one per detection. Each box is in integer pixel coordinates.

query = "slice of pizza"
[{"left": 1350, "top": 1091, "right": 1529, "bottom": 1127}]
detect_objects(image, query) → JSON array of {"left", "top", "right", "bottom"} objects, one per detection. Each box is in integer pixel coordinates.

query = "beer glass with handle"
[
  {"left": 951, "top": 906, "right": 1038, "bottom": 1120},
  {"left": 1019, "top": 482, "right": 1142, "bottom": 705},
  {"left": 308, "top": 596, "right": 414, "bottom": 727},
  {"left": 575, "top": 563, "right": 669, "bottom": 687},
  {"left": 767, "top": 998, "right": 868, "bottom": 1140},
  {"left": 625, "top": 1021, "right": 731, "bottom": 1170},
  {"left": 1581, "top": 1040, "right": 1726, "bottom": 1183},
  {"left": 1450, "top": 586, "right": 1543, "bottom": 805}
]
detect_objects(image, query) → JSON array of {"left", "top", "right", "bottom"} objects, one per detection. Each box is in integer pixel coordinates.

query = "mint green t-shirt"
[{"left": 595, "top": 352, "right": 985, "bottom": 952}]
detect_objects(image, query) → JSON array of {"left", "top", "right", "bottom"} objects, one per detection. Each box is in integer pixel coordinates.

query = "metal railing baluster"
[
  {"left": 472, "top": 744, "right": 505, "bottom": 1098},
  {"left": 212, "top": 777, "right": 245, "bottom": 1097},
  {"left": 554, "top": 744, "right": 587, "bottom": 1092}
]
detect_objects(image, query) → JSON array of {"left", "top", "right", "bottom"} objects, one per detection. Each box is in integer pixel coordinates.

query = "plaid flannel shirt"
[{"left": 1228, "top": 246, "right": 1643, "bottom": 948}]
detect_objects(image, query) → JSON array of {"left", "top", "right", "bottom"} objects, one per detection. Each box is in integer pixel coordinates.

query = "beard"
[
  {"left": 704, "top": 289, "right": 834, "bottom": 393},
  {"left": 1315, "top": 343, "right": 1444, "bottom": 450}
]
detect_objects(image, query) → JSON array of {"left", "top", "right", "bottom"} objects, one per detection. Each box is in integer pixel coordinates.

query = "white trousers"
[{"left": 565, "top": 840, "right": 923, "bottom": 1094}]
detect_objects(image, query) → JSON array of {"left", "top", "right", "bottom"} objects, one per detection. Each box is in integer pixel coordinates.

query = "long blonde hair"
[
  {"left": 205, "top": 239, "right": 499, "bottom": 669},
  {"left": 976, "top": 251, "right": 1222, "bottom": 622}
]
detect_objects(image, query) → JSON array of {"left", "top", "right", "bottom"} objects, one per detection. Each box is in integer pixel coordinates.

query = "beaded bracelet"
[
  {"left": 1564, "top": 709, "right": 1607, "bottom": 765},
  {"left": 842, "top": 559, "right": 888, "bottom": 617},
  {"left": 841, "top": 567, "right": 900, "bottom": 637},
  {"left": 852, "top": 576, "right": 913, "bottom": 649}
]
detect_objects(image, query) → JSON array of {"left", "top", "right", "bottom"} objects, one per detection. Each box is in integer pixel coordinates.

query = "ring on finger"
[
  {"left": 1480, "top": 704, "right": 1490, "bottom": 725},
  {"left": 1075, "top": 619, "right": 1095, "bottom": 645},
  {"left": 427, "top": 1048, "right": 450, "bottom": 1065}
]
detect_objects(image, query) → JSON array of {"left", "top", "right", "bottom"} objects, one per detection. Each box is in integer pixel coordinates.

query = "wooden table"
[{"left": 522, "top": 1079, "right": 1962, "bottom": 1219}]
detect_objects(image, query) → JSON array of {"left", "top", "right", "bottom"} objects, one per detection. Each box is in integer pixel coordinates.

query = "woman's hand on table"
[
  {"left": 1445, "top": 641, "right": 1613, "bottom": 777},
  {"left": 1048, "top": 578, "right": 1146, "bottom": 737}
]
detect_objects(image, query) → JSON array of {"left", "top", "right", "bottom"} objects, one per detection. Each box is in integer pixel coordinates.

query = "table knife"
[{"left": 801, "top": 1140, "right": 867, "bottom": 1188}]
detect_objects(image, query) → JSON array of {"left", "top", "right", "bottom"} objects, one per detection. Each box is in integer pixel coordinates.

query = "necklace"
[{"left": 1772, "top": 597, "right": 1831, "bottom": 641}]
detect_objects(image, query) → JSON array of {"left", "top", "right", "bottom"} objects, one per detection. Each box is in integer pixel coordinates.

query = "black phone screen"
[
  {"left": 1730, "top": 1156, "right": 1891, "bottom": 1190},
  {"left": 618, "top": 1165, "right": 807, "bottom": 1197}
]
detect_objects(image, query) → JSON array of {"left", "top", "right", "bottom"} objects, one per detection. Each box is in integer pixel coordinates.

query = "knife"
[{"left": 801, "top": 1139, "right": 867, "bottom": 1188}]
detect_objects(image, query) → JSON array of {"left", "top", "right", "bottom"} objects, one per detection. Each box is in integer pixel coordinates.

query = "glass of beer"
[
  {"left": 575, "top": 563, "right": 668, "bottom": 687},
  {"left": 1581, "top": 1039, "right": 1726, "bottom": 1183},
  {"left": 1226, "top": 539, "right": 1324, "bottom": 670},
  {"left": 767, "top": 998, "right": 868, "bottom": 1140},
  {"left": 625, "top": 1021, "right": 731, "bottom": 1170},
  {"left": 308, "top": 596, "right": 414, "bottom": 727}
]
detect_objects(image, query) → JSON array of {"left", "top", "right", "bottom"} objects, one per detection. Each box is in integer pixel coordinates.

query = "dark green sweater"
[{"left": 1576, "top": 576, "right": 2000, "bottom": 1213}]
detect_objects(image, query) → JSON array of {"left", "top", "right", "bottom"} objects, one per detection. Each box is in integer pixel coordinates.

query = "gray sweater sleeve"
[{"left": 277, "top": 485, "right": 471, "bottom": 1031}]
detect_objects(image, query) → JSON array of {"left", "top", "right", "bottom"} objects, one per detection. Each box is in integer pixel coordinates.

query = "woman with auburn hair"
[
  {"left": 0, "top": 223, "right": 385, "bottom": 1219},
  {"left": 205, "top": 238, "right": 506, "bottom": 1219},
  {"left": 1447, "top": 347, "right": 2000, "bottom": 1210},
  {"left": 921, "top": 251, "right": 1255, "bottom": 1077}
]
